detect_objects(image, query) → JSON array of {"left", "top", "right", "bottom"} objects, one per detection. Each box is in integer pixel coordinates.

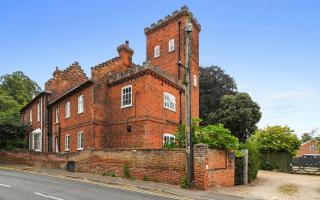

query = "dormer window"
[
  {"left": 154, "top": 45, "right": 160, "bottom": 58},
  {"left": 168, "top": 39, "right": 174, "bottom": 52}
]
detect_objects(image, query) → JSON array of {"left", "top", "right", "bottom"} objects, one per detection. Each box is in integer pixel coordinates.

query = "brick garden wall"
[
  {"left": 193, "top": 144, "right": 235, "bottom": 189},
  {"left": 0, "top": 146, "right": 234, "bottom": 189}
]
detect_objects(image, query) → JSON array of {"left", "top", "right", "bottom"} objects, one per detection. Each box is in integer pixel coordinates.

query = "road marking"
[
  {"left": 34, "top": 192, "right": 65, "bottom": 200},
  {"left": 0, "top": 183, "right": 11, "bottom": 188}
]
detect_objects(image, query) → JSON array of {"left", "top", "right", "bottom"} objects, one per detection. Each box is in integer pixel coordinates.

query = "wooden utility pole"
[{"left": 185, "top": 18, "right": 193, "bottom": 186}]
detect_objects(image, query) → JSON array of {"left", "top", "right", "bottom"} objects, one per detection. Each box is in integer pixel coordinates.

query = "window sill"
[
  {"left": 121, "top": 104, "right": 132, "bottom": 109},
  {"left": 65, "top": 149, "right": 70, "bottom": 152},
  {"left": 77, "top": 148, "right": 83, "bottom": 151},
  {"left": 77, "top": 111, "right": 84, "bottom": 114},
  {"left": 164, "top": 107, "right": 176, "bottom": 112}
]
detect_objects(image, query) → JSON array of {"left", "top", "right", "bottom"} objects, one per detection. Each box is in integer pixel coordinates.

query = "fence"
[{"left": 292, "top": 157, "right": 320, "bottom": 175}]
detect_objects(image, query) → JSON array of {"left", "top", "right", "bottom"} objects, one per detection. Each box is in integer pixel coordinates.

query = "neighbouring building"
[
  {"left": 20, "top": 6, "right": 201, "bottom": 153},
  {"left": 296, "top": 139, "right": 320, "bottom": 158}
]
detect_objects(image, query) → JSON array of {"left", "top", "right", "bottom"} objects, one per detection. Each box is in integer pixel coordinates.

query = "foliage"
[
  {"left": 175, "top": 119, "right": 239, "bottom": 151},
  {"left": 123, "top": 164, "right": 130, "bottom": 179},
  {"left": 238, "top": 142, "right": 260, "bottom": 182},
  {"left": 175, "top": 118, "right": 202, "bottom": 147},
  {"left": 199, "top": 66, "right": 237, "bottom": 121},
  {"left": 163, "top": 141, "right": 176, "bottom": 149},
  {"left": 250, "top": 126, "right": 301, "bottom": 156},
  {"left": 102, "top": 171, "right": 115, "bottom": 177},
  {"left": 180, "top": 176, "right": 190, "bottom": 188},
  {"left": 0, "top": 122, "right": 30, "bottom": 150},
  {"left": 0, "top": 71, "right": 40, "bottom": 149},
  {"left": 0, "top": 71, "right": 41, "bottom": 122},
  {"left": 260, "top": 160, "right": 278, "bottom": 171},
  {"left": 142, "top": 175, "right": 149, "bottom": 181},
  {"left": 197, "top": 124, "right": 239, "bottom": 151},
  {"left": 208, "top": 93, "right": 261, "bottom": 142},
  {"left": 300, "top": 132, "right": 313, "bottom": 143}
]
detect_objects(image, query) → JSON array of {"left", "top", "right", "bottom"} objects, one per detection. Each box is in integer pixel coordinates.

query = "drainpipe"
[{"left": 40, "top": 96, "right": 43, "bottom": 152}]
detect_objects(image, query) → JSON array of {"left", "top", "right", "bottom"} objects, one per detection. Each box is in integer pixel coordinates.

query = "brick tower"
[{"left": 144, "top": 5, "right": 201, "bottom": 118}]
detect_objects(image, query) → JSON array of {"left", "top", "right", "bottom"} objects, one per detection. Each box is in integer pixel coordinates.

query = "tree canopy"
[
  {"left": 0, "top": 71, "right": 40, "bottom": 149},
  {"left": 199, "top": 66, "right": 237, "bottom": 121},
  {"left": 300, "top": 132, "right": 313, "bottom": 143},
  {"left": 250, "top": 125, "right": 301, "bottom": 156},
  {"left": 208, "top": 93, "right": 261, "bottom": 142},
  {"left": 0, "top": 71, "right": 41, "bottom": 123}
]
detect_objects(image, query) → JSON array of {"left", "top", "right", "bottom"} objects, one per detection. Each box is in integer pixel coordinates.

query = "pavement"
[{"left": 0, "top": 165, "right": 259, "bottom": 200}]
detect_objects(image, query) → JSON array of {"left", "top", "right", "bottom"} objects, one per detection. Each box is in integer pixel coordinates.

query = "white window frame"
[
  {"left": 154, "top": 45, "right": 160, "bottom": 58},
  {"left": 310, "top": 145, "right": 317, "bottom": 151},
  {"left": 193, "top": 74, "right": 197, "bottom": 87},
  {"left": 168, "top": 39, "right": 174, "bottom": 52},
  {"left": 163, "top": 133, "right": 175, "bottom": 145},
  {"left": 121, "top": 85, "right": 132, "bottom": 108},
  {"left": 163, "top": 92, "right": 176, "bottom": 112},
  {"left": 37, "top": 102, "right": 40, "bottom": 122},
  {"left": 29, "top": 108, "right": 32, "bottom": 124},
  {"left": 65, "top": 134, "right": 70, "bottom": 151},
  {"left": 78, "top": 95, "right": 84, "bottom": 114},
  {"left": 55, "top": 107, "right": 60, "bottom": 124},
  {"left": 77, "top": 131, "right": 83, "bottom": 150},
  {"left": 65, "top": 101, "right": 70, "bottom": 118},
  {"left": 33, "top": 133, "right": 41, "bottom": 151}
]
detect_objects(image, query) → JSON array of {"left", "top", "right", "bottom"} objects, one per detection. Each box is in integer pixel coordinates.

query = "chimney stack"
[{"left": 117, "top": 40, "right": 134, "bottom": 67}]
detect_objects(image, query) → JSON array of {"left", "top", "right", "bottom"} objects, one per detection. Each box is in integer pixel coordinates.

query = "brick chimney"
[{"left": 117, "top": 40, "right": 134, "bottom": 67}]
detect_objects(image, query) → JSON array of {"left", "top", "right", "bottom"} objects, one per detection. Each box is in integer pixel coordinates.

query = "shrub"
[
  {"left": 250, "top": 126, "right": 301, "bottom": 156},
  {"left": 142, "top": 175, "right": 149, "bottom": 181},
  {"left": 180, "top": 176, "right": 190, "bottom": 188},
  {"left": 246, "top": 142, "right": 259, "bottom": 182},
  {"left": 260, "top": 160, "right": 277, "bottom": 171},
  {"left": 198, "top": 124, "right": 239, "bottom": 151},
  {"left": 123, "top": 164, "right": 130, "bottom": 179}
]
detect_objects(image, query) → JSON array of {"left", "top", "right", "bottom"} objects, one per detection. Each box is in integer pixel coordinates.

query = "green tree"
[
  {"left": 199, "top": 66, "right": 237, "bottom": 122},
  {"left": 250, "top": 125, "right": 301, "bottom": 156},
  {"left": 208, "top": 93, "right": 261, "bottom": 142},
  {"left": 0, "top": 71, "right": 40, "bottom": 149},
  {"left": 0, "top": 122, "right": 31, "bottom": 149},
  {"left": 0, "top": 71, "right": 41, "bottom": 123},
  {"left": 300, "top": 132, "right": 312, "bottom": 143}
]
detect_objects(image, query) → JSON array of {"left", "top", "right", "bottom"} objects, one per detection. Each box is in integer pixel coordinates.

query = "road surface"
[{"left": 0, "top": 169, "right": 172, "bottom": 200}]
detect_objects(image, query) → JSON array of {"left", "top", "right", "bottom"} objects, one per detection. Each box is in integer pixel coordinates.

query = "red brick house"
[
  {"left": 296, "top": 139, "right": 320, "bottom": 158},
  {"left": 20, "top": 6, "right": 201, "bottom": 153}
]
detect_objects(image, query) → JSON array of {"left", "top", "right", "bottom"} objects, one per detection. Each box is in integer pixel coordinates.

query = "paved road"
[{"left": 0, "top": 169, "right": 172, "bottom": 200}]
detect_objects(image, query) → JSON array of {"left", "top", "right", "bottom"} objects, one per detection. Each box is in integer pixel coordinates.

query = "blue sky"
[{"left": 0, "top": 0, "right": 319, "bottom": 136}]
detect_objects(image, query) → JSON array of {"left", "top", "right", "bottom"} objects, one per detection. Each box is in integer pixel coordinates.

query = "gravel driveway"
[{"left": 211, "top": 170, "right": 320, "bottom": 200}]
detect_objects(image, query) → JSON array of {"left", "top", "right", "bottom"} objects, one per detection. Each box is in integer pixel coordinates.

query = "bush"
[
  {"left": 246, "top": 142, "right": 259, "bottom": 182},
  {"left": 198, "top": 124, "right": 239, "bottom": 151},
  {"left": 238, "top": 142, "right": 259, "bottom": 182},
  {"left": 176, "top": 120, "right": 239, "bottom": 151},
  {"left": 123, "top": 164, "right": 130, "bottom": 179},
  {"left": 260, "top": 160, "right": 277, "bottom": 171},
  {"left": 250, "top": 126, "right": 301, "bottom": 156}
]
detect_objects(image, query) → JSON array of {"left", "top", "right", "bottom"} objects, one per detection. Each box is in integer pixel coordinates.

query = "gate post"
[{"left": 243, "top": 149, "right": 248, "bottom": 185}]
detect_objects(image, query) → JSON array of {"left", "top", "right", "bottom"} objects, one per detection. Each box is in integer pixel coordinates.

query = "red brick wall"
[
  {"left": 194, "top": 144, "right": 235, "bottom": 189},
  {"left": 106, "top": 74, "right": 181, "bottom": 148},
  {"left": 0, "top": 146, "right": 235, "bottom": 189},
  {"left": 145, "top": 12, "right": 199, "bottom": 118},
  {"left": 296, "top": 140, "right": 319, "bottom": 157},
  {"left": 20, "top": 94, "right": 49, "bottom": 152},
  {"left": 45, "top": 62, "right": 88, "bottom": 101},
  {"left": 52, "top": 85, "right": 97, "bottom": 152},
  {"left": 0, "top": 149, "right": 186, "bottom": 185}
]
